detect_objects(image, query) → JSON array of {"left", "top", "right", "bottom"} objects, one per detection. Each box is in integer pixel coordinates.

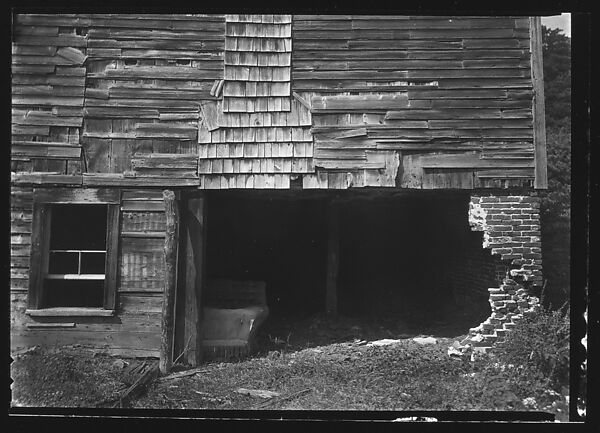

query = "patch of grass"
[
  {"left": 10, "top": 311, "right": 570, "bottom": 420},
  {"left": 10, "top": 346, "right": 129, "bottom": 407}
]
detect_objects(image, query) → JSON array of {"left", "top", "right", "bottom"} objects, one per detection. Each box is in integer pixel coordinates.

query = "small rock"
[
  {"left": 393, "top": 417, "right": 438, "bottom": 422},
  {"left": 447, "top": 346, "right": 463, "bottom": 357},
  {"left": 367, "top": 339, "right": 403, "bottom": 347},
  {"left": 522, "top": 397, "right": 537, "bottom": 408},
  {"left": 413, "top": 337, "right": 437, "bottom": 345},
  {"left": 113, "top": 359, "right": 127, "bottom": 369}
]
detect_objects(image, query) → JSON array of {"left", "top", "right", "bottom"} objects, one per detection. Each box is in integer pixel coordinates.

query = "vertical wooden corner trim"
[
  {"left": 104, "top": 203, "right": 120, "bottom": 310},
  {"left": 530, "top": 16, "right": 548, "bottom": 189},
  {"left": 28, "top": 203, "right": 51, "bottom": 309},
  {"left": 160, "top": 190, "right": 179, "bottom": 374}
]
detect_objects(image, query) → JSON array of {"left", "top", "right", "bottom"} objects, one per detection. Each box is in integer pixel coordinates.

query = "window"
[
  {"left": 45, "top": 205, "right": 107, "bottom": 308},
  {"left": 28, "top": 188, "right": 120, "bottom": 314}
]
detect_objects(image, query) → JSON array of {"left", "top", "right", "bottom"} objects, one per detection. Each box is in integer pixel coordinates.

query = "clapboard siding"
[
  {"left": 11, "top": 292, "right": 161, "bottom": 357},
  {"left": 81, "top": 14, "right": 224, "bottom": 181},
  {"left": 10, "top": 187, "right": 33, "bottom": 293},
  {"left": 9, "top": 188, "right": 165, "bottom": 357},
  {"left": 11, "top": 13, "right": 542, "bottom": 190},
  {"left": 11, "top": 14, "right": 86, "bottom": 176},
  {"left": 292, "top": 15, "right": 536, "bottom": 189}
]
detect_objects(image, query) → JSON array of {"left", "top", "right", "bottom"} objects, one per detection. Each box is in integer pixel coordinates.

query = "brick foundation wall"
[
  {"left": 460, "top": 194, "right": 543, "bottom": 353},
  {"left": 444, "top": 232, "right": 509, "bottom": 322},
  {"left": 468, "top": 195, "right": 542, "bottom": 286}
]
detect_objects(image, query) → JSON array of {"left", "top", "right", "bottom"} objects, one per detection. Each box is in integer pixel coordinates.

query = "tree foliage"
[
  {"left": 539, "top": 25, "right": 571, "bottom": 307},
  {"left": 542, "top": 26, "right": 571, "bottom": 129}
]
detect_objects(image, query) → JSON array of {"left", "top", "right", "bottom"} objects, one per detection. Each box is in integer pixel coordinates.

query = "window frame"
[{"left": 28, "top": 188, "right": 121, "bottom": 312}]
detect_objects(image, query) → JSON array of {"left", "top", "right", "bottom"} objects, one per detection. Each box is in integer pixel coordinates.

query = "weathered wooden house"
[{"left": 10, "top": 14, "right": 546, "bottom": 366}]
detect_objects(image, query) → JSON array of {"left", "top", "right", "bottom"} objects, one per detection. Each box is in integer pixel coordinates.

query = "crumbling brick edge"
[{"left": 455, "top": 194, "right": 543, "bottom": 356}]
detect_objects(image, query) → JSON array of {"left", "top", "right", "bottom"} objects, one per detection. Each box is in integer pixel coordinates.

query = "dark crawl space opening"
[{"left": 205, "top": 191, "right": 503, "bottom": 349}]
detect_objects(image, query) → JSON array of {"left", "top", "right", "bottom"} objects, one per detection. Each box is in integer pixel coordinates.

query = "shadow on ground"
[{"left": 253, "top": 310, "right": 477, "bottom": 356}]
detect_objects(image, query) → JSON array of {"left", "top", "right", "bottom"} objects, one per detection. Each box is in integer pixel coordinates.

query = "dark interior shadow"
[{"left": 252, "top": 309, "right": 478, "bottom": 356}]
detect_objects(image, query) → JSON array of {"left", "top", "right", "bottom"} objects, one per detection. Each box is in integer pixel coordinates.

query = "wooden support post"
[
  {"left": 530, "top": 16, "right": 548, "bottom": 189},
  {"left": 326, "top": 200, "right": 340, "bottom": 316},
  {"left": 160, "top": 190, "right": 179, "bottom": 374},
  {"left": 183, "top": 195, "right": 207, "bottom": 366}
]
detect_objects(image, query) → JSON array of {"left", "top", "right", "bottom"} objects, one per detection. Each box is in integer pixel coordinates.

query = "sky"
[{"left": 541, "top": 13, "right": 571, "bottom": 37}]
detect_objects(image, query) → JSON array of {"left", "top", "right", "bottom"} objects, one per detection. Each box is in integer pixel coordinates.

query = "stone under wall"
[{"left": 461, "top": 194, "right": 543, "bottom": 352}]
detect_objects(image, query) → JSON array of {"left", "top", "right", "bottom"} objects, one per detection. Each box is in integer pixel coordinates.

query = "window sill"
[
  {"left": 25, "top": 308, "right": 115, "bottom": 317},
  {"left": 45, "top": 274, "right": 106, "bottom": 280}
]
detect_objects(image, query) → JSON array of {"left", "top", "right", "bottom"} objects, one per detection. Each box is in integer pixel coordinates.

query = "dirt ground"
[{"left": 10, "top": 313, "right": 569, "bottom": 420}]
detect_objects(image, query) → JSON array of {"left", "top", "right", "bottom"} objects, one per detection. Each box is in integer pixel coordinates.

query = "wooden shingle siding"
[
  {"left": 198, "top": 88, "right": 314, "bottom": 188},
  {"left": 222, "top": 15, "right": 292, "bottom": 114},
  {"left": 199, "top": 15, "right": 313, "bottom": 189}
]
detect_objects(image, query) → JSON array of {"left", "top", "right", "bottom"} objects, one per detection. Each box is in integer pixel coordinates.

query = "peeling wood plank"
[
  {"left": 14, "top": 34, "right": 87, "bottom": 47},
  {"left": 134, "top": 124, "right": 198, "bottom": 140},
  {"left": 12, "top": 65, "right": 56, "bottom": 75},
  {"left": 104, "top": 66, "right": 223, "bottom": 80},
  {"left": 85, "top": 88, "right": 110, "bottom": 100},
  {"left": 84, "top": 107, "right": 160, "bottom": 119},
  {"left": 56, "top": 47, "right": 87, "bottom": 65},
  {"left": 12, "top": 143, "right": 82, "bottom": 159},
  {"left": 312, "top": 94, "right": 409, "bottom": 111},
  {"left": 199, "top": 100, "right": 223, "bottom": 132},
  {"left": 314, "top": 160, "right": 384, "bottom": 170},
  {"left": 11, "top": 173, "right": 83, "bottom": 186},
  {"left": 108, "top": 86, "right": 213, "bottom": 100},
  {"left": 419, "top": 152, "right": 534, "bottom": 169},
  {"left": 160, "top": 112, "right": 199, "bottom": 121},
  {"left": 81, "top": 174, "right": 199, "bottom": 187},
  {"left": 12, "top": 95, "right": 84, "bottom": 108}
]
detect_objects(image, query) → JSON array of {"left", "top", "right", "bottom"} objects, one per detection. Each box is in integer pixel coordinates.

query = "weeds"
[{"left": 494, "top": 303, "right": 570, "bottom": 391}]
